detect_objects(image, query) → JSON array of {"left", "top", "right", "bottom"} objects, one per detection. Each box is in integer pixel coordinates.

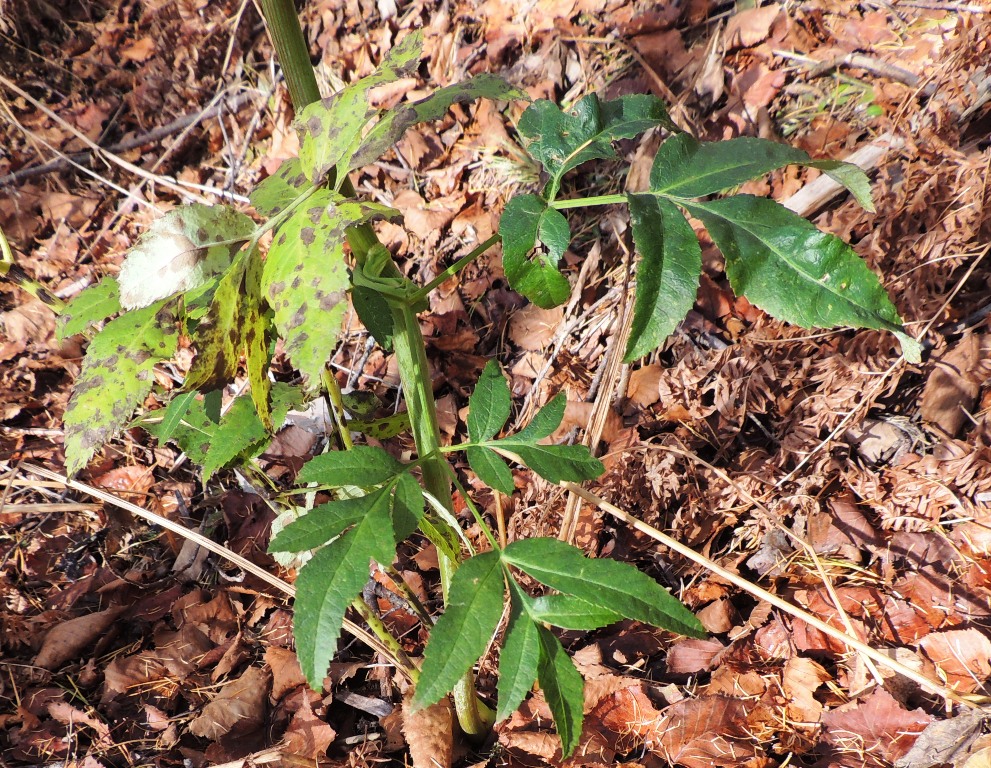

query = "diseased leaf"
[
  {"left": 466, "top": 445, "right": 515, "bottom": 495},
  {"left": 529, "top": 594, "right": 623, "bottom": 630},
  {"left": 250, "top": 157, "right": 310, "bottom": 217},
  {"left": 348, "top": 412, "right": 410, "bottom": 440},
  {"left": 468, "top": 360, "right": 511, "bottom": 442},
  {"left": 536, "top": 625, "right": 585, "bottom": 758},
  {"left": 152, "top": 390, "right": 198, "bottom": 442},
  {"left": 263, "top": 191, "right": 400, "bottom": 387},
  {"left": 625, "top": 194, "right": 702, "bottom": 360},
  {"left": 502, "top": 537, "right": 705, "bottom": 638},
  {"left": 414, "top": 551, "right": 505, "bottom": 709},
  {"left": 117, "top": 205, "right": 255, "bottom": 310},
  {"left": 297, "top": 32, "right": 424, "bottom": 185},
  {"left": 650, "top": 134, "right": 874, "bottom": 211},
  {"left": 184, "top": 255, "right": 248, "bottom": 391},
  {"left": 500, "top": 193, "right": 571, "bottom": 309},
  {"left": 349, "top": 74, "right": 527, "bottom": 171},
  {"left": 497, "top": 584, "right": 540, "bottom": 722},
  {"left": 294, "top": 496, "right": 396, "bottom": 687},
  {"left": 64, "top": 300, "right": 179, "bottom": 474},
  {"left": 270, "top": 485, "right": 392, "bottom": 553},
  {"left": 57, "top": 278, "right": 121, "bottom": 341},
  {"left": 242, "top": 250, "right": 272, "bottom": 429},
  {"left": 297, "top": 445, "right": 405, "bottom": 488},
  {"left": 519, "top": 93, "right": 673, "bottom": 199},
  {"left": 684, "top": 195, "right": 920, "bottom": 361}
]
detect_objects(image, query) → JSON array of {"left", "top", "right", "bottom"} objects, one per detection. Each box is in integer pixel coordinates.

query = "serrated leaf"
[
  {"left": 297, "top": 32, "right": 424, "bottom": 185},
  {"left": 201, "top": 395, "right": 268, "bottom": 480},
  {"left": 297, "top": 445, "right": 405, "bottom": 488},
  {"left": 392, "top": 471, "right": 423, "bottom": 541},
  {"left": 684, "top": 195, "right": 919, "bottom": 361},
  {"left": 183, "top": 255, "right": 247, "bottom": 392},
  {"left": 529, "top": 594, "right": 623, "bottom": 630},
  {"left": 64, "top": 300, "right": 180, "bottom": 474},
  {"left": 497, "top": 583, "right": 540, "bottom": 722},
  {"left": 270, "top": 484, "right": 392, "bottom": 553},
  {"left": 143, "top": 391, "right": 215, "bottom": 465},
  {"left": 466, "top": 446, "right": 515, "bottom": 495},
  {"left": 414, "top": 550, "right": 505, "bottom": 709},
  {"left": 250, "top": 157, "right": 310, "bottom": 217},
  {"left": 57, "top": 278, "right": 121, "bottom": 341},
  {"left": 536, "top": 625, "right": 585, "bottom": 757},
  {"left": 519, "top": 93, "right": 672, "bottom": 199},
  {"left": 650, "top": 134, "right": 874, "bottom": 211},
  {"left": 243, "top": 250, "right": 272, "bottom": 429},
  {"left": 349, "top": 74, "right": 527, "bottom": 172},
  {"left": 502, "top": 537, "right": 705, "bottom": 638},
  {"left": 512, "top": 393, "right": 565, "bottom": 443},
  {"left": 499, "top": 193, "right": 571, "bottom": 309},
  {"left": 264, "top": 191, "right": 399, "bottom": 387},
  {"left": 117, "top": 204, "right": 255, "bottom": 310},
  {"left": 293, "top": 495, "right": 396, "bottom": 687},
  {"left": 468, "top": 360, "right": 511, "bottom": 442},
  {"left": 625, "top": 194, "right": 702, "bottom": 360},
  {"left": 508, "top": 444, "right": 604, "bottom": 485}
]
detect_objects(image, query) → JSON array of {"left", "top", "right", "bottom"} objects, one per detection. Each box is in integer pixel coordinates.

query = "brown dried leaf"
[
  {"left": 509, "top": 304, "right": 563, "bottom": 350},
  {"left": 724, "top": 7, "right": 782, "bottom": 50},
  {"left": 403, "top": 694, "right": 453, "bottom": 768},
  {"left": 34, "top": 606, "right": 125, "bottom": 670},
  {"left": 821, "top": 688, "right": 932, "bottom": 767},
  {"left": 655, "top": 696, "right": 759, "bottom": 767},
  {"left": 266, "top": 646, "right": 307, "bottom": 702},
  {"left": 188, "top": 666, "right": 271, "bottom": 740},
  {"left": 782, "top": 657, "right": 829, "bottom": 723},
  {"left": 918, "top": 629, "right": 991, "bottom": 693},
  {"left": 921, "top": 334, "right": 983, "bottom": 439},
  {"left": 665, "top": 638, "right": 726, "bottom": 674},
  {"left": 282, "top": 696, "right": 336, "bottom": 759}
]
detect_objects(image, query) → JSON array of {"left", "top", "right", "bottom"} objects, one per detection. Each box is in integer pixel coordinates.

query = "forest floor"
[{"left": 2, "top": 1, "right": 991, "bottom": 766}]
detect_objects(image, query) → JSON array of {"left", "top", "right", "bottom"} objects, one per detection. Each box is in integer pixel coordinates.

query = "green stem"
[
  {"left": 551, "top": 193, "right": 627, "bottom": 210},
  {"left": 350, "top": 597, "right": 420, "bottom": 683},
  {"left": 407, "top": 233, "right": 501, "bottom": 306},
  {"left": 260, "top": 0, "right": 491, "bottom": 738}
]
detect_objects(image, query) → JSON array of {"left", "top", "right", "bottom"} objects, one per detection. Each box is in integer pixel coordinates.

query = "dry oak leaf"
[
  {"left": 654, "top": 695, "right": 760, "bottom": 767},
  {"left": 724, "top": 6, "right": 782, "bottom": 50},
  {"left": 282, "top": 696, "right": 336, "bottom": 760},
  {"left": 820, "top": 687, "right": 931, "bottom": 768},
  {"left": 34, "top": 606, "right": 125, "bottom": 670},
  {"left": 918, "top": 629, "right": 991, "bottom": 694},
  {"left": 188, "top": 665, "right": 271, "bottom": 740}
]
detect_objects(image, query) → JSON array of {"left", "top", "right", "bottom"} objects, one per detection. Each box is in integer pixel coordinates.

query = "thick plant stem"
[{"left": 259, "top": 0, "right": 491, "bottom": 739}]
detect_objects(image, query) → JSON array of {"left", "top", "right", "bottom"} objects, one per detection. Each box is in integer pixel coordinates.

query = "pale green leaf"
[
  {"left": 497, "top": 583, "right": 540, "bottom": 722},
  {"left": 414, "top": 550, "right": 505, "bottom": 708},
  {"left": 625, "top": 194, "right": 702, "bottom": 360},
  {"left": 293, "top": 496, "right": 396, "bottom": 686},
  {"left": 348, "top": 412, "right": 410, "bottom": 440},
  {"left": 502, "top": 537, "right": 705, "bottom": 638},
  {"left": 201, "top": 395, "right": 268, "bottom": 480},
  {"left": 499, "top": 193, "right": 571, "bottom": 309},
  {"left": 536, "top": 625, "right": 585, "bottom": 758},
  {"left": 297, "top": 445, "right": 405, "bottom": 488},
  {"left": 529, "top": 594, "right": 623, "bottom": 630},
  {"left": 349, "top": 74, "right": 527, "bottom": 171},
  {"left": 467, "top": 360, "right": 511, "bottom": 442},
  {"left": 117, "top": 204, "right": 255, "bottom": 310},
  {"left": 684, "top": 195, "right": 918, "bottom": 361},
  {"left": 250, "top": 157, "right": 310, "bottom": 217},
  {"left": 64, "top": 300, "right": 179, "bottom": 474},
  {"left": 57, "top": 278, "right": 121, "bottom": 341}
]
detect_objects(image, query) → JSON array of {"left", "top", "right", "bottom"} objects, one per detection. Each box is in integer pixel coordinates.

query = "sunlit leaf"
[
  {"left": 57, "top": 277, "right": 121, "bottom": 341},
  {"left": 466, "top": 446, "right": 515, "bottom": 496},
  {"left": 529, "top": 594, "right": 623, "bottom": 630},
  {"left": 536, "top": 625, "right": 585, "bottom": 757},
  {"left": 467, "top": 360, "right": 511, "bottom": 442},
  {"left": 499, "top": 193, "right": 571, "bottom": 309},
  {"left": 297, "top": 445, "right": 406, "bottom": 488},
  {"left": 250, "top": 157, "right": 310, "bottom": 217},
  {"left": 414, "top": 551, "right": 505, "bottom": 709},
  {"left": 270, "top": 484, "right": 392, "bottom": 553},
  {"left": 497, "top": 583, "right": 540, "bottom": 722}
]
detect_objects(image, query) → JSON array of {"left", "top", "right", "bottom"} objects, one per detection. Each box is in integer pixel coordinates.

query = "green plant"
[{"left": 46, "top": 6, "right": 921, "bottom": 759}]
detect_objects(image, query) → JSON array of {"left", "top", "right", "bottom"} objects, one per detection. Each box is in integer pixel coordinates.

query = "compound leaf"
[
  {"left": 502, "top": 537, "right": 705, "bottom": 638},
  {"left": 467, "top": 360, "right": 511, "bottom": 442},
  {"left": 497, "top": 584, "right": 540, "bottom": 722},
  {"left": 297, "top": 445, "right": 405, "bottom": 488},
  {"left": 294, "top": 495, "right": 396, "bottom": 687},
  {"left": 500, "top": 193, "right": 571, "bottom": 309},
  {"left": 57, "top": 277, "right": 121, "bottom": 341},
  {"left": 536, "top": 625, "right": 585, "bottom": 758},
  {"left": 414, "top": 550, "right": 505, "bottom": 709},
  {"left": 512, "top": 393, "right": 565, "bottom": 443},
  {"left": 64, "top": 300, "right": 180, "bottom": 474},
  {"left": 117, "top": 204, "right": 254, "bottom": 310},
  {"left": 466, "top": 446, "right": 515, "bottom": 496},
  {"left": 519, "top": 93, "right": 672, "bottom": 199},
  {"left": 625, "top": 194, "right": 702, "bottom": 361},
  {"left": 270, "top": 484, "right": 392, "bottom": 553},
  {"left": 349, "top": 74, "right": 527, "bottom": 171},
  {"left": 684, "top": 195, "right": 920, "bottom": 361}
]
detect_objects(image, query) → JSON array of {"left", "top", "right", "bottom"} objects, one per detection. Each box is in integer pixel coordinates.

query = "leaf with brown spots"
[
  {"left": 262, "top": 191, "right": 399, "bottom": 388},
  {"left": 63, "top": 298, "right": 180, "bottom": 474}
]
